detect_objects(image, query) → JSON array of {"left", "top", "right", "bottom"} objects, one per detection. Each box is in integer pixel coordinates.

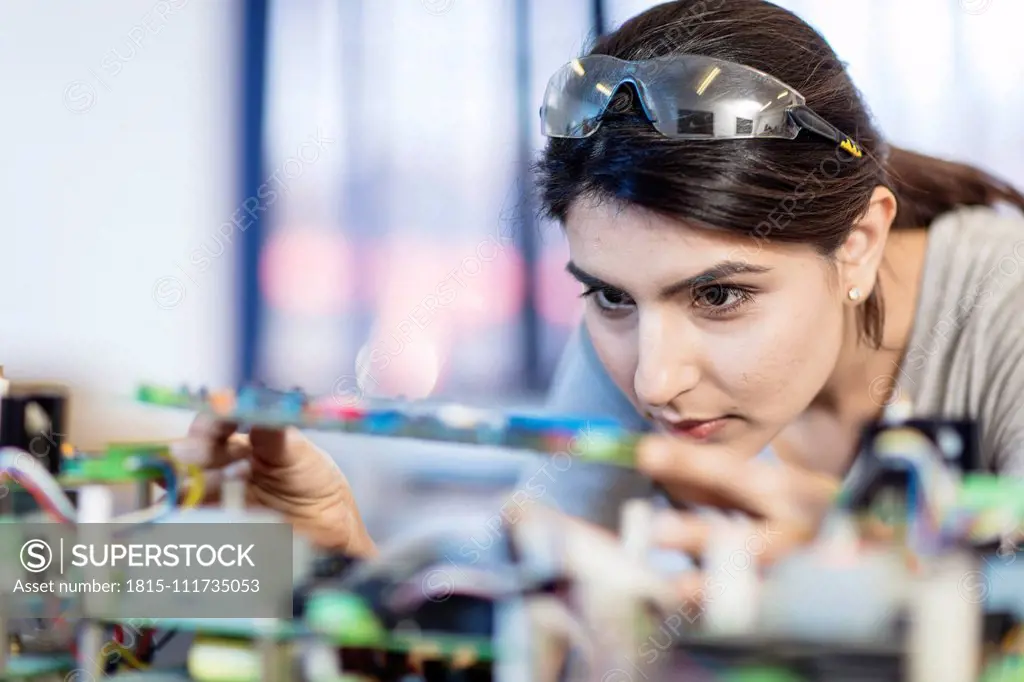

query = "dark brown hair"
[{"left": 536, "top": 0, "right": 1024, "bottom": 347}]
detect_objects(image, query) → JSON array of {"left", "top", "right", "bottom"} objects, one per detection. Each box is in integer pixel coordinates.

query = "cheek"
[{"left": 711, "top": 287, "right": 843, "bottom": 412}]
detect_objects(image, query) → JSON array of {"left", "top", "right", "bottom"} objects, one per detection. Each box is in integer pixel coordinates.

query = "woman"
[{"left": 183, "top": 0, "right": 1024, "bottom": 596}]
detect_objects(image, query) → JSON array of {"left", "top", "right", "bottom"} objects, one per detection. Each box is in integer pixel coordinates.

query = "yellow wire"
[
  {"left": 112, "top": 643, "right": 149, "bottom": 669},
  {"left": 157, "top": 448, "right": 205, "bottom": 509},
  {"left": 182, "top": 462, "right": 205, "bottom": 508}
]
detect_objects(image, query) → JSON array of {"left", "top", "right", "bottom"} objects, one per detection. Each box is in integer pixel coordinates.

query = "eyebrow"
[{"left": 565, "top": 260, "right": 772, "bottom": 300}]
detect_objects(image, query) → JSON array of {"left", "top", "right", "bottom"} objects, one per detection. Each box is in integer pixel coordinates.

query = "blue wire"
[
  {"left": 122, "top": 457, "right": 178, "bottom": 528},
  {"left": 145, "top": 458, "right": 178, "bottom": 516}
]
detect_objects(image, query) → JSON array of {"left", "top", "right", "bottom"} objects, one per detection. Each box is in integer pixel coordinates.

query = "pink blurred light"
[
  {"left": 367, "top": 236, "right": 525, "bottom": 330},
  {"left": 537, "top": 242, "right": 583, "bottom": 327},
  {"left": 368, "top": 238, "right": 451, "bottom": 311},
  {"left": 448, "top": 242, "right": 525, "bottom": 329},
  {"left": 357, "top": 334, "right": 445, "bottom": 400},
  {"left": 260, "top": 228, "right": 353, "bottom": 315}
]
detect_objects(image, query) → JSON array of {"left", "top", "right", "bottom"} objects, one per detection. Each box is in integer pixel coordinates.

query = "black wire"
[
  {"left": 152, "top": 629, "right": 178, "bottom": 652},
  {"left": 142, "top": 629, "right": 179, "bottom": 664}
]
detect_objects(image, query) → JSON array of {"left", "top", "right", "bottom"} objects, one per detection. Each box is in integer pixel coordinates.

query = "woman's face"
[{"left": 564, "top": 199, "right": 848, "bottom": 459}]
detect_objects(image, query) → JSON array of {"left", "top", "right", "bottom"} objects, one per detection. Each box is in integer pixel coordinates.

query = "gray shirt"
[{"left": 533, "top": 205, "right": 1024, "bottom": 527}]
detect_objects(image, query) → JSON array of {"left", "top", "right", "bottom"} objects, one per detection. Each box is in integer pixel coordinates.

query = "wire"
[
  {"left": 389, "top": 566, "right": 520, "bottom": 612},
  {"left": 108, "top": 625, "right": 152, "bottom": 671},
  {"left": 150, "top": 630, "right": 179, "bottom": 658},
  {"left": 112, "top": 643, "right": 149, "bottom": 669},
  {"left": 0, "top": 447, "right": 77, "bottom": 522},
  {"left": 0, "top": 446, "right": 191, "bottom": 535},
  {"left": 181, "top": 463, "right": 205, "bottom": 509},
  {"left": 111, "top": 456, "right": 179, "bottom": 530},
  {"left": 135, "top": 628, "right": 156, "bottom": 665}
]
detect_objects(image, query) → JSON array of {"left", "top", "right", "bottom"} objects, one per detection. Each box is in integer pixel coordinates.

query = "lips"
[{"left": 662, "top": 417, "right": 730, "bottom": 441}]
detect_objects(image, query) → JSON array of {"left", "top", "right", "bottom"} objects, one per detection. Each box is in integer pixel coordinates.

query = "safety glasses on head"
[{"left": 540, "top": 54, "right": 863, "bottom": 158}]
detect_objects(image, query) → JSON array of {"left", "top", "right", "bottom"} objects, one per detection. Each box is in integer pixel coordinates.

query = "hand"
[
  {"left": 635, "top": 435, "right": 840, "bottom": 600},
  {"left": 175, "top": 416, "right": 377, "bottom": 558}
]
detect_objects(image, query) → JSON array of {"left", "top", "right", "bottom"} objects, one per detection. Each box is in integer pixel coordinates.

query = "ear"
[{"left": 836, "top": 186, "right": 898, "bottom": 301}]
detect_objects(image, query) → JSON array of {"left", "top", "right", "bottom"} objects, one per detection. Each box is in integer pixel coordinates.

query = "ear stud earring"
[{"left": 848, "top": 286, "right": 862, "bottom": 301}]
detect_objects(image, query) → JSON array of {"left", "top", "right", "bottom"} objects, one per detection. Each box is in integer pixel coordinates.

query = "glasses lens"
[
  {"left": 541, "top": 55, "right": 806, "bottom": 140},
  {"left": 639, "top": 55, "right": 802, "bottom": 140},
  {"left": 540, "top": 56, "right": 631, "bottom": 137}
]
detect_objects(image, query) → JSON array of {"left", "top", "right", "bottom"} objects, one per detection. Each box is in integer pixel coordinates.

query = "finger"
[
  {"left": 637, "top": 436, "right": 775, "bottom": 517},
  {"left": 654, "top": 511, "right": 820, "bottom": 579},
  {"left": 652, "top": 511, "right": 711, "bottom": 556},
  {"left": 172, "top": 433, "right": 251, "bottom": 470},
  {"left": 673, "top": 571, "right": 706, "bottom": 605},
  {"left": 187, "top": 413, "right": 238, "bottom": 442},
  {"left": 247, "top": 425, "right": 289, "bottom": 465},
  {"left": 248, "top": 425, "right": 319, "bottom": 472}
]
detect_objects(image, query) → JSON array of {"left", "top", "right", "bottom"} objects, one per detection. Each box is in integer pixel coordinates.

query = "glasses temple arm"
[{"left": 788, "top": 106, "right": 863, "bottom": 158}]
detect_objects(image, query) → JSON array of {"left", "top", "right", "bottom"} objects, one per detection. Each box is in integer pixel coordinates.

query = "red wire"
[
  {"left": 0, "top": 472, "right": 73, "bottom": 523},
  {"left": 3, "top": 470, "right": 154, "bottom": 665},
  {"left": 138, "top": 629, "right": 154, "bottom": 660}
]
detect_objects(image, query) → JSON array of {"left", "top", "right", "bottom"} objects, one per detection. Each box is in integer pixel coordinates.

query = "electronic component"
[
  {"left": 187, "top": 636, "right": 297, "bottom": 682},
  {"left": 670, "top": 635, "right": 906, "bottom": 682},
  {"left": 136, "top": 383, "right": 637, "bottom": 468},
  {"left": 2, "top": 373, "right": 1024, "bottom": 682},
  {"left": 0, "top": 382, "right": 68, "bottom": 475}
]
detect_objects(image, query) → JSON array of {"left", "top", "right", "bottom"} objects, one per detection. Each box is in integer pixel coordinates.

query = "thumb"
[{"left": 247, "top": 425, "right": 302, "bottom": 467}]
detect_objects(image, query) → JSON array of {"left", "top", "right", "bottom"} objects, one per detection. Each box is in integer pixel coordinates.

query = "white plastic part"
[
  {"left": 757, "top": 544, "right": 907, "bottom": 643},
  {"left": 526, "top": 596, "right": 596, "bottom": 682},
  {"left": 908, "top": 551, "right": 983, "bottom": 682},
  {"left": 221, "top": 477, "right": 247, "bottom": 511},
  {"left": 78, "top": 485, "right": 114, "bottom": 523},
  {"left": 0, "top": 367, "right": 8, "bottom": 436},
  {"left": 545, "top": 505, "right": 676, "bottom": 680},
  {"left": 620, "top": 498, "right": 654, "bottom": 561},
  {"left": 882, "top": 397, "right": 914, "bottom": 423},
  {"left": 188, "top": 639, "right": 261, "bottom": 682},
  {"left": 78, "top": 485, "right": 116, "bottom": 620},
  {"left": 494, "top": 595, "right": 532, "bottom": 682},
  {"left": 23, "top": 401, "right": 51, "bottom": 436},
  {"left": 700, "top": 517, "right": 760, "bottom": 635},
  {"left": 77, "top": 621, "right": 107, "bottom": 679},
  {"left": 258, "top": 622, "right": 282, "bottom": 682},
  {"left": 303, "top": 641, "right": 344, "bottom": 682}
]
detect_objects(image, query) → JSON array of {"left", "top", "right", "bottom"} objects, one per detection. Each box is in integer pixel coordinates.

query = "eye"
[
  {"left": 692, "top": 284, "right": 754, "bottom": 316},
  {"left": 581, "top": 286, "right": 635, "bottom": 313}
]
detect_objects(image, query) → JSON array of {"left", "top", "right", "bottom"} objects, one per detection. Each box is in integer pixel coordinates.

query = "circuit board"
[
  {"left": 1, "top": 380, "right": 1023, "bottom": 682},
  {"left": 135, "top": 384, "right": 639, "bottom": 466}
]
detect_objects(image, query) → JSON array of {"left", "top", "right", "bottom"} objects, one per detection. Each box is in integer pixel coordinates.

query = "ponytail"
[{"left": 886, "top": 146, "right": 1024, "bottom": 229}]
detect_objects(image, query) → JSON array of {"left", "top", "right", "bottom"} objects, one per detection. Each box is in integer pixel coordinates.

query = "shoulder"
[
  {"left": 904, "top": 206, "right": 1024, "bottom": 369},
  {"left": 903, "top": 205, "right": 1024, "bottom": 472},
  {"left": 975, "top": 270, "right": 1024, "bottom": 474},
  {"left": 905, "top": 206, "right": 1024, "bottom": 348},
  {"left": 928, "top": 204, "right": 1024, "bottom": 274},
  {"left": 545, "top": 324, "right": 651, "bottom": 431}
]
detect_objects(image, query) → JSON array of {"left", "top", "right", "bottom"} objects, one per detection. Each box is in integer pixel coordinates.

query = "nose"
[{"left": 633, "top": 313, "right": 701, "bottom": 412}]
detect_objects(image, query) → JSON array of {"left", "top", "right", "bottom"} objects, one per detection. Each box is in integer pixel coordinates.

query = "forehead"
[{"left": 564, "top": 199, "right": 819, "bottom": 285}]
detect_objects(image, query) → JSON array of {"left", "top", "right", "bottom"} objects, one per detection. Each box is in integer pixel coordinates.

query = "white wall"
[{"left": 0, "top": 0, "right": 239, "bottom": 447}]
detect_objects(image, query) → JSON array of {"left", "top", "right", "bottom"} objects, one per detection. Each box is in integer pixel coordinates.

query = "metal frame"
[{"left": 236, "top": 0, "right": 605, "bottom": 393}]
